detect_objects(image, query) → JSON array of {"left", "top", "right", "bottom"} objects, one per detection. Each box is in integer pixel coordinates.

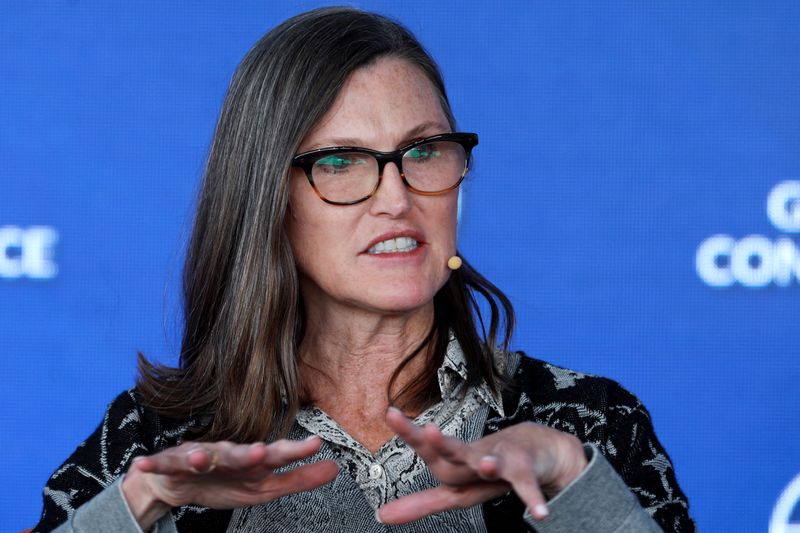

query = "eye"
[
  {"left": 315, "top": 154, "right": 364, "bottom": 174},
  {"left": 406, "top": 143, "right": 441, "bottom": 161}
]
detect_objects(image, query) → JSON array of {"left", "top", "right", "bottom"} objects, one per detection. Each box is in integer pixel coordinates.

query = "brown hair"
[{"left": 137, "top": 7, "right": 514, "bottom": 443}]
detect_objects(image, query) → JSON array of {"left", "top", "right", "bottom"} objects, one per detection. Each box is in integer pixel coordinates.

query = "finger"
[
  {"left": 377, "top": 482, "right": 509, "bottom": 525},
  {"left": 387, "top": 410, "right": 481, "bottom": 485},
  {"left": 187, "top": 444, "right": 227, "bottom": 473},
  {"left": 206, "top": 437, "right": 322, "bottom": 472},
  {"left": 129, "top": 455, "right": 157, "bottom": 474},
  {"left": 386, "top": 411, "right": 451, "bottom": 465},
  {"left": 259, "top": 436, "right": 323, "bottom": 468},
  {"left": 198, "top": 440, "right": 287, "bottom": 475},
  {"left": 420, "top": 424, "right": 486, "bottom": 485},
  {"left": 385, "top": 407, "right": 425, "bottom": 448},
  {"left": 134, "top": 435, "right": 322, "bottom": 477},
  {"left": 495, "top": 450, "right": 549, "bottom": 521},
  {"left": 186, "top": 441, "right": 284, "bottom": 475},
  {"left": 475, "top": 455, "right": 501, "bottom": 481},
  {"left": 508, "top": 476, "right": 548, "bottom": 520},
  {"left": 234, "top": 437, "right": 323, "bottom": 480},
  {"left": 386, "top": 409, "right": 444, "bottom": 466},
  {"left": 422, "top": 424, "right": 469, "bottom": 465},
  {"left": 213, "top": 442, "right": 277, "bottom": 473},
  {"left": 133, "top": 442, "right": 221, "bottom": 476}
]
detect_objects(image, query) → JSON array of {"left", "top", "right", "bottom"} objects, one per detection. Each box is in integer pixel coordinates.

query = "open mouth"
[{"left": 367, "top": 236, "right": 419, "bottom": 254}]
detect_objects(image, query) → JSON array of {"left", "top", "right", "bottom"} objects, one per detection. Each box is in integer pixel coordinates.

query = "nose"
[{"left": 368, "top": 161, "right": 412, "bottom": 217}]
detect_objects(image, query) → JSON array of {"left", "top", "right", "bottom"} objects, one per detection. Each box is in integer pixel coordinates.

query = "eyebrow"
[{"left": 305, "top": 121, "right": 451, "bottom": 151}]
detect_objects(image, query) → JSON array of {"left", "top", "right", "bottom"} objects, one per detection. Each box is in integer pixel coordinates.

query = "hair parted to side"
[{"left": 136, "top": 7, "right": 515, "bottom": 443}]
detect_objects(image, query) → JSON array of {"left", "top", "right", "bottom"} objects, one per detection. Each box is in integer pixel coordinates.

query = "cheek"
[
  {"left": 428, "top": 194, "right": 459, "bottom": 245},
  {"left": 286, "top": 178, "right": 323, "bottom": 273},
  {"left": 286, "top": 180, "right": 357, "bottom": 278}
]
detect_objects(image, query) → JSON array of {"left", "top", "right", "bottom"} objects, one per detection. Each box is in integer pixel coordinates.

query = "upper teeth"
[{"left": 368, "top": 237, "right": 418, "bottom": 254}]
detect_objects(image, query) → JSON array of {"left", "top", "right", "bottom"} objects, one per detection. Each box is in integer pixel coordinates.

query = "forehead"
[{"left": 301, "top": 57, "right": 450, "bottom": 150}]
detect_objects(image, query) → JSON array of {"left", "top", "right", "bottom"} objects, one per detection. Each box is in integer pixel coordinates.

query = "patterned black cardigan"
[{"left": 34, "top": 355, "right": 695, "bottom": 532}]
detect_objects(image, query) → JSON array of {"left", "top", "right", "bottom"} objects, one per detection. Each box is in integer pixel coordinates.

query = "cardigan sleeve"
[
  {"left": 33, "top": 390, "right": 156, "bottom": 532},
  {"left": 47, "top": 477, "right": 178, "bottom": 533},
  {"left": 525, "top": 444, "right": 662, "bottom": 533},
  {"left": 33, "top": 389, "right": 231, "bottom": 532},
  {"left": 599, "top": 390, "right": 695, "bottom": 532},
  {"left": 483, "top": 354, "right": 695, "bottom": 532}
]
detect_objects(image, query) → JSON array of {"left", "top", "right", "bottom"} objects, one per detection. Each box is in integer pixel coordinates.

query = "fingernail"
[
  {"left": 186, "top": 447, "right": 204, "bottom": 457},
  {"left": 374, "top": 509, "right": 383, "bottom": 524},
  {"left": 534, "top": 503, "right": 549, "bottom": 518},
  {"left": 478, "top": 455, "right": 500, "bottom": 480},
  {"left": 304, "top": 435, "right": 318, "bottom": 442},
  {"left": 386, "top": 406, "right": 401, "bottom": 415}
]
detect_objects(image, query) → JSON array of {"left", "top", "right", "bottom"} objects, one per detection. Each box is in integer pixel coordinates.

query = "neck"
[
  {"left": 299, "top": 302, "right": 435, "bottom": 410},
  {"left": 297, "top": 298, "right": 442, "bottom": 453}
]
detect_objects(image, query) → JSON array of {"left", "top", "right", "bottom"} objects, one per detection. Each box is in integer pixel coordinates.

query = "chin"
[{"left": 360, "top": 286, "right": 438, "bottom": 314}]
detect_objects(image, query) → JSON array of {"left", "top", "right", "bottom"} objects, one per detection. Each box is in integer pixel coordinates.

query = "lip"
[{"left": 361, "top": 229, "right": 426, "bottom": 254}]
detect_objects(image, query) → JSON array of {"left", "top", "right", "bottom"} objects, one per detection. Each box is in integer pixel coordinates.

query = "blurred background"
[{"left": 2, "top": 1, "right": 798, "bottom": 531}]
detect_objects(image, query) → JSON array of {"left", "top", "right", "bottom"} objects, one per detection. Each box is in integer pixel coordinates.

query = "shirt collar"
[{"left": 439, "top": 333, "right": 505, "bottom": 418}]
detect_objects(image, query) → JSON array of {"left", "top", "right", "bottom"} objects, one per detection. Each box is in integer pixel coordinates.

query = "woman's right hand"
[{"left": 120, "top": 436, "right": 339, "bottom": 530}]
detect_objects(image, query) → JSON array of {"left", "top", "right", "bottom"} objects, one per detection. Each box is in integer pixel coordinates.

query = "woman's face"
[{"left": 286, "top": 57, "right": 458, "bottom": 317}]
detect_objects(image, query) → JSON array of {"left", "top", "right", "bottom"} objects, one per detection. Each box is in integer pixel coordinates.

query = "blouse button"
[{"left": 369, "top": 463, "right": 384, "bottom": 480}]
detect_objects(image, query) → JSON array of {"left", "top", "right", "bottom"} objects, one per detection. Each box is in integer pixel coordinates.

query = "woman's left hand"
[{"left": 377, "top": 407, "right": 588, "bottom": 525}]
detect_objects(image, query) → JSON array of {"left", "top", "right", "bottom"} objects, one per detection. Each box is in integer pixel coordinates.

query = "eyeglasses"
[{"left": 291, "top": 132, "right": 478, "bottom": 205}]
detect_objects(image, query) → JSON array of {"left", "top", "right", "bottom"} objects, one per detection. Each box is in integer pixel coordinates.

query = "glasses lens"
[
  {"left": 311, "top": 152, "right": 379, "bottom": 203},
  {"left": 402, "top": 140, "right": 467, "bottom": 192}
]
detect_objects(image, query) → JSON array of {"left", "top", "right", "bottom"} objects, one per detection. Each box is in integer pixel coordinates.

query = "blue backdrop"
[{"left": 2, "top": 2, "right": 799, "bottom": 531}]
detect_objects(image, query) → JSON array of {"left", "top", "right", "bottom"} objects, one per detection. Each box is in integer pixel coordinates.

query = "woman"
[{"left": 34, "top": 7, "right": 694, "bottom": 532}]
